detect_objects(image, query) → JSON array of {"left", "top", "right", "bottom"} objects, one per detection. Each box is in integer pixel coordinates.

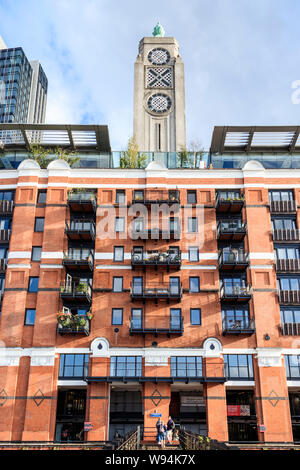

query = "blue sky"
[{"left": 1, "top": 0, "right": 300, "bottom": 149}]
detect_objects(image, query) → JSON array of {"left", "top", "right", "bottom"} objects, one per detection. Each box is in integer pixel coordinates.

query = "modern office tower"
[
  {"left": 0, "top": 37, "right": 48, "bottom": 124},
  {"left": 0, "top": 30, "right": 300, "bottom": 450}
]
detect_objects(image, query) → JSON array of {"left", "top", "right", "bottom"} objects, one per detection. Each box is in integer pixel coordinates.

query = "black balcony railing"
[
  {"left": 222, "top": 316, "right": 255, "bottom": 335},
  {"left": 0, "top": 259, "right": 7, "bottom": 273},
  {"left": 272, "top": 229, "right": 300, "bottom": 242},
  {"left": 215, "top": 194, "right": 245, "bottom": 213},
  {"left": 129, "top": 315, "right": 184, "bottom": 336},
  {"left": 220, "top": 283, "right": 252, "bottom": 302},
  {"left": 60, "top": 282, "right": 92, "bottom": 304},
  {"left": 130, "top": 282, "right": 182, "bottom": 302},
  {"left": 0, "top": 200, "right": 13, "bottom": 215},
  {"left": 57, "top": 315, "right": 90, "bottom": 336},
  {"left": 275, "top": 258, "right": 300, "bottom": 272},
  {"left": 62, "top": 250, "right": 94, "bottom": 271},
  {"left": 270, "top": 200, "right": 297, "bottom": 213},
  {"left": 0, "top": 229, "right": 10, "bottom": 243},
  {"left": 281, "top": 323, "right": 300, "bottom": 336},
  {"left": 217, "top": 220, "right": 247, "bottom": 241},
  {"left": 65, "top": 220, "right": 95, "bottom": 241},
  {"left": 131, "top": 250, "right": 181, "bottom": 270},
  {"left": 133, "top": 190, "right": 180, "bottom": 205},
  {"left": 67, "top": 192, "right": 97, "bottom": 212},
  {"left": 278, "top": 290, "right": 300, "bottom": 304},
  {"left": 218, "top": 250, "right": 249, "bottom": 271},
  {"left": 137, "top": 227, "right": 181, "bottom": 240}
]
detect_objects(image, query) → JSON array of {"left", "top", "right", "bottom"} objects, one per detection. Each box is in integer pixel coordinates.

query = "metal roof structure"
[
  {"left": 210, "top": 126, "right": 300, "bottom": 154},
  {"left": 0, "top": 124, "right": 111, "bottom": 152}
]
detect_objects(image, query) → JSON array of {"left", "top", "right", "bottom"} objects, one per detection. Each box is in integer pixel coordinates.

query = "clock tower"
[{"left": 133, "top": 24, "right": 186, "bottom": 152}]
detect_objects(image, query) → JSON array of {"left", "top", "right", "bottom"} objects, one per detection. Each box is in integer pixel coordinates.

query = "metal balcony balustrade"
[
  {"left": 278, "top": 289, "right": 300, "bottom": 304},
  {"left": 137, "top": 226, "right": 181, "bottom": 241},
  {"left": 60, "top": 281, "right": 92, "bottom": 304},
  {"left": 65, "top": 219, "right": 95, "bottom": 241},
  {"left": 220, "top": 282, "right": 252, "bottom": 302},
  {"left": 0, "top": 200, "right": 13, "bottom": 215},
  {"left": 62, "top": 250, "right": 94, "bottom": 271},
  {"left": 130, "top": 281, "right": 182, "bottom": 302},
  {"left": 275, "top": 258, "right": 300, "bottom": 273},
  {"left": 0, "top": 229, "right": 10, "bottom": 243},
  {"left": 217, "top": 220, "right": 247, "bottom": 241},
  {"left": 222, "top": 316, "right": 255, "bottom": 335},
  {"left": 281, "top": 322, "right": 300, "bottom": 336},
  {"left": 215, "top": 193, "right": 245, "bottom": 213},
  {"left": 0, "top": 258, "right": 7, "bottom": 273},
  {"left": 57, "top": 315, "right": 90, "bottom": 336},
  {"left": 269, "top": 200, "right": 297, "bottom": 213},
  {"left": 67, "top": 192, "right": 97, "bottom": 213},
  {"left": 273, "top": 228, "right": 300, "bottom": 242},
  {"left": 129, "top": 314, "right": 184, "bottom": 336},
  {"left": 218, "top": 250, "right": 249, "bottom": 271},
  {"left": 131, "top": 249, "right": 181, "bottom": 270},
  {"left": 132, "top": 189, "right": 180, "bottom": 205},
  {"left": 84, "top": 360, "right": 226, "bottom": 384}
]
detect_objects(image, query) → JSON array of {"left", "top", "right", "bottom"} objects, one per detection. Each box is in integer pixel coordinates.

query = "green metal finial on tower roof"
[{"left": 152, "top": 22, "right": 165, "bottom": 37}]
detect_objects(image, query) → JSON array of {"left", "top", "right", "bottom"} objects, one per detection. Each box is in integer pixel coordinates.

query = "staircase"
[{"left": 141, "top": 442, "right": 180, "bottom": 451}]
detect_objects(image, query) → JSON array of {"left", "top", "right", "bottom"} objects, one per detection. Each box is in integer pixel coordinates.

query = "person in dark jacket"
[{"left": 166, "top": 416, "right": 175, "bottom": 444}]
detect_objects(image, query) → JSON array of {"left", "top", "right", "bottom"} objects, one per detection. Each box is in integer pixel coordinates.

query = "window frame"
[
  {"left": 31, "top": 246, "right": 42, "bottom": 262},
  {"left": 28, "top": 276, "right": 39, "bottom": 293},
  {"left": 34, "top": 217, "right": 45, "bottom": 232},
  {"left": 190, "top": 308, "right": 201, "bottom": 325},
  {"left": 113, "top": 246, "right": 124, "bottom": 262},
  {"left": 112, "top": 308, "right": 123, "bottom": 325},
  {"left": 24, "top": 308, "right": 36, "bottom": 326},
  {"left": 113, "top": 276, "right": 123, "bottom": 293}
]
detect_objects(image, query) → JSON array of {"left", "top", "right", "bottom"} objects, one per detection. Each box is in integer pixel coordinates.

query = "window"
[
  {"left": 0, "top": 217, "right": 11, "bottom": 229},
  {"left": 281, "top": 307, "right": 300, "bottom": 324},
  {"left": 170, "top": 356, "right": 203, "bottom": 377},
  {"left": 31, "top": 246, "right": 42, "bottom": 261},
  {"left": 112, "top": 308, "right": 123, "bottom": 325},
  {"left": 188, "top": 217, "right": 198, "bottom": 233},
  {"left": 116, "top": 190, "right": 126, "bottom": 204},
  {"left": 133, "top": 218, "right": 144, "bottom": 233},
  {"left": 269, "top": 190, "right": 294, "bottom": 202},
  {"left": 190, "top": 308, "right": 201, "bottom": 325},
  {"left": 133, "top": 190, "right": 144, "bottom": 202},
  {"left": 113, "top": 277, "right": 123, "bottom": 292},
  {"left": 0, "top": 190, "right": 14, "bottom": 201},
  {"left": 285, "top": 355, "right": 300, "bottom": 379},
  {"left": 277, "top": 277, "right": 300, "bottom": 291},
  {"left": 115, "top": 217, "right": 125, "bottom": 233},
  {"left": 187, "top": 190, "right": 197, "bottom": 204},
  {"left": 224, "top": 354, "right": 254, "bottom": 380},
  {"left": 222, "top": 306, "right": 250, "bottom": 329},
  {"left": 189, "top": 277, "right": 200, "bottom": 293},
  {"left": 25, "top": 309, "right": 36, "bottom": 325},
  {"left": 188, "top": 247, "right": 199, "bottom": 262},
  {"left": 221, "top": 276, "right": 246, "bottom": 294},
  {"left": 37, "top": 190, "right": 47, "bottom": 204},
  {"left": 169, "top": 217, "right": 180, "bottom": 233},
  {"left": 114, "top": 246, "right": 124, "bottom": 262},
  {"left": 170, "top": 308, "right": 182, "bottom": 330},
  {"left": 170, "top": 277, "right": 180, "bottom": 295},
  {"left": 59, "top": 354, "right": 89, "bottom": 379},
  {"left": 272, "top": 217, "right": 296, "bottom": 230},
  {"left": 132, "top": 277, "right": 143, "bottom": 295},
  {"left": 0, "top": 246, "right": 8, "bottom": 260},
  {"left": 275, "top": 246, "right": 300, "bottom": 260},
  {"left": 28, "top": 277, "right": 39, "bottom": 293},
  {"left": 131, "top": 308, "right": 142, "bottom": 329},
  {"left": 217, "top": 190, "right": 242, "bottom": 200},
  {"left": 34, "top": 217, "right": 44, "bottom": 232},
  {"left": 110, "top": 356, "right": 142, "bottom": 377}
]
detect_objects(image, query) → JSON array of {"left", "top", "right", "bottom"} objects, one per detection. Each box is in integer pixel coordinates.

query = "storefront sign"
[
  {"left": 150, "top": 413, "right": 162, "bottom": 417},
  {"left": 227, "top": 405, "right": 250, "bottom": 416},
  {"left": 84, "top": 422, "right": 93, "bottom": 431}
]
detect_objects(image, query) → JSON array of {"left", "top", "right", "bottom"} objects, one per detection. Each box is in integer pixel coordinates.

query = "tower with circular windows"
[{"left": 133, "top": 33, "right": 186, "bottom": 153}]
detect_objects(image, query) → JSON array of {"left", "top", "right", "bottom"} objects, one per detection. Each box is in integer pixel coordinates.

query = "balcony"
[
  {"left": 138, "top": 227, "right": 181, "bottom": 241},
  {"left": 0, "top": 259, "right": 7, "bottom": 273},
  {"left": 130, "top": 282, "right": 182, "bottom": 303},
  {"left": 0, "top": 200, "right": 13, "bottom": 215},
  {"left": 0, "top": 229, "right": 10, "bottom": 244},
  {"left": 84, "top": 361, "right": 226, "bottom": 384},
  {"left": 218, "top": 250, "right": 249, "bottom": 271},
  {"left": 217, "top": 220, "right": 247, "bottom": 241},
  {"left": 65, "top": 220, "right": 95, "bottom": 241},
  {"left": 131, "top": 249, "right": 181, "bottom": 271},
  {"left": 270, "top": 200, "right": 297, "bottom": 213},
  {"left": 220, "top": 283, "right": 252, "bottom": 303},
  {"left": 57, "top": 314, "right": 90, "bottom": 336},
  {"left": 275, "top": 258, "right": 300, "bottom": 273},
  {"left": 222, "top": 316, "right": 255, "bottom": 335},
  {"left": 133, "top": 189, "right": 180, "bottom": 205},
  {"left": 273, "top": 229, "right": 300, "bottom": 242},
  {"left": 60, "top": 282, "right": 92, "bottom": 304},
  {"left": 67, "top": 192, "right": 97, "bottom": 213},
  {"left": 278, "top": 290, "right": 300, "bottom": 304},
  {"left": 129, "top": 315, "right": 184, "bottom": 336},
  {"left": 215, "top": 194, "right": 244, "bottom": 213},
  {"left": 62, "top": 250, "right": 94, "bottom": 271},
  {"left": 281, "top": 323, "right": 300, "bottom": 336}
]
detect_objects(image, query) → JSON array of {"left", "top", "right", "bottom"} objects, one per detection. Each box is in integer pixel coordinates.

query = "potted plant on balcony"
[
  {"left": 73, "top": 315, "right": 87, "bottom": 330},
  {"left": 76, "top": 282, "right": 88, "bottom": 293},
  {"left": 57, "top": 312, "right": 72, "bottom": 328},
  {"left": 86, "top": 310, "right": 94, "bottom": 321}
]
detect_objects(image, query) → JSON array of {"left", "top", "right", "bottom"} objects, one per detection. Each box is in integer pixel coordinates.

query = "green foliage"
[
  {"left": 54, "top": 147, "right": 80, "bottom": 167},
  {"left": 177, "top": 142, "right": 205, "bottom": 168},
  {"left": 27, "top": 145, "right": 80, "bottom": 169},
  {"left": 120, "top": 136, "right": 147, "bottom": 169}
]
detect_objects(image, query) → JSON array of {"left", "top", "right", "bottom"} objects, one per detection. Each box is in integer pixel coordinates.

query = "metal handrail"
[
  {"left": 222, "top": 316, "right": 255, "bottom": 332},
  {"left": 220, "top": 283, "right": 252, "bottom": 297},
  {"left": 68, "top": 192, "right": 96, "bottom": 202},
  {"left": 179, "top": 428, "right": 229, "bottom": 450},
  {"left": 133, "top": 189, "right": 180, "bottom": 204},
  {"left": 130, "top": 315, "right": 184, "bottom": 331},
  {"left": 131, "top": 249, "right": 181, "bottom": 264},
  {"left": 65, "top": 219, "right": 95, "bottom": 232},
  {"left": 131, "top": 282, "right": 182, "bottom": 297},
  {"left": 218, "top": 250, "right": 249, "bottom": 264},
  {"left": 116, "top": 426, "right": 140, "bottom": 450},
  {"left": 217, "top": 220, "right": 247, "bottom": 233}
]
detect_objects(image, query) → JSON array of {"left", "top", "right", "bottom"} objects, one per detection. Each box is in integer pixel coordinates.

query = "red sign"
[
  {"left": 84, "top": 422, "right": 93, "bottom": 432},
  {"left": 227, "top": 405, "right": 240, "bottom": 416}
]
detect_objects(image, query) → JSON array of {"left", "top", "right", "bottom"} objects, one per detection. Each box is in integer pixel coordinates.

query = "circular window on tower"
[
  {"left": 147, "top": 93, "right": 172, "bottom": 114},
  {"left": 148, "top": 48, "right": 170, "bottom": 65}
]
